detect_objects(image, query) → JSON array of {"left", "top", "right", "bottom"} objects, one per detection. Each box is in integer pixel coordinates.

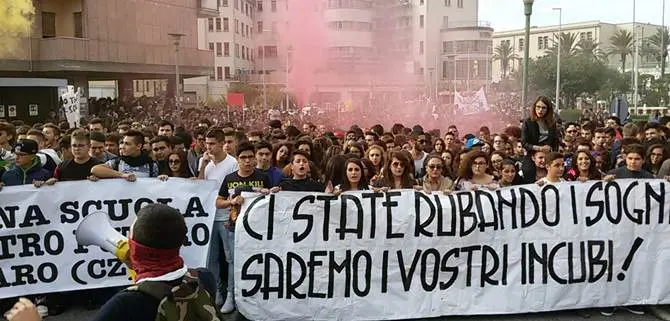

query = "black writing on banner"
[
  {"left": 0, "top": 179, "right": 218, "bottom": 298},
  {"left": 236, "top": 179, "right": 668, "bottom": 302}
]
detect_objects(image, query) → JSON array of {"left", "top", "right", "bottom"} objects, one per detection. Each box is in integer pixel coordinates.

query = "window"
[
  {"left": 443, "top": 16, "right": 448, "bottom": 26},
  {"left": 208, "top": 18, "right": 214, "bottom": 31},
  {"left": 220, "top": 0, "right": 228, "bottom": 7},
  {"left": 242, "top": 45, "right": 246, "bottom": 59},
  {"left": 235, "top": 44, "right": 240, "bottom": 58},
  {"left": 264, "top": 45, "right": 278, "bottom": 57},
  {"left": 42, "top": 12, "right": 56, "bottom": 38},
  {"left": 271, "top": 0, "right": 277, "bottom": 12},
  {"left": 518, "top": 39, "right": 524, "bottom": 51},
  {"left": 224, "top": 42, "right": 230, "bottom": 56},
  {"left": 420, "top": 0, "right": 424, "bottom": 4},
  {"left": 241, "top": 22, "right": 245, "bottom": 36},
  {"left": 419, "top": 15, "right": 424, "bottom": 28},
  {"left": 444, "top": 0, "right": 450, "bottom": 6},
  {"left": 209, "top": 42, "right": 214, "bottom": 51},
  {"left": 235, "top": 19, "right": 239, "bottom": 33},
  {"left": 587, "top": 31, "right": 593, "bottom": 41},
  {"left": 217, "top": 66, "right": 223, "bottom": 80},
  {"left": 257, "top": 21, "right": 263, "bottom": 33},
  {"left": 225, "top": 67, "right": 231, "bottom": 80},
  {"left": 272, "top": 21, "right": 277, "bottom": 34},
  {"left": 245, "top": 3, "right": 249, "bottom": 16},
  {"left": 457, "top": 0, "right": 463, "bottom": 8},
  {"left": 216, "top": 42, "right": 223, "bottom": 56},
  {"left": 258, "top": 0, "right": 263, "bottom": 11},
  {"left": 223, "top": 18, "right": 229, "bottom": 32},
  {"left": 235, "top": 0, "right": 239, "bottom": 9},
  {"left": 442, "top": 61, "right": 447, "bottom": 78},
  {"left": 543, "top": 36, "right": 549, "bottom": 49},
  {"left": 215, "top": 18, "right": 222, "bottom": 31},
  {"left": 537, "top": 36, "right": 543, "bottom": 49},
  {"left": 419, "top": 41, "right": 424, "bottom": 55},
  {"left": 247, "top": 47, "right": 251, "bottom": 61},
  {"left": 73, "top": 12, "right": 83, "bottom": 38}
]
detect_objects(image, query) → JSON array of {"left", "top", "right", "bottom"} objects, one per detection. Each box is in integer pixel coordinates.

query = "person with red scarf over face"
[{"left": 4, "top": 204, "right": 217, "bottom": 321}]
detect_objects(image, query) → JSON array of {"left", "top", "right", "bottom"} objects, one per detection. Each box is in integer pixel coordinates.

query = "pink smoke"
[{"left": 279, "top": 0, "right": 328, "bottom": 106}]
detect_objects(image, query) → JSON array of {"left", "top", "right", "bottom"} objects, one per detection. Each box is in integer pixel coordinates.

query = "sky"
[{"left": 479, "top": 0, "right": 670, "bottom": 31}]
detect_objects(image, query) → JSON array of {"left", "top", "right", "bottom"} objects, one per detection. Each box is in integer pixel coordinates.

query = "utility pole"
[
  {"left": 522, "top": 0, "right": 534, "bottom": 118},
  {"left": 553, "top": 8, "right": 562, "bottom": 110},
  {"left": 168, "top": 33, "right": 185, "bottom": 111}
]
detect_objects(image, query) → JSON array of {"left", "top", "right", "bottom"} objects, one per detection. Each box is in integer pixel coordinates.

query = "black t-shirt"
[
  {"left": 279, "top": 178, "right": 325, "bottom": 192},
  {"left": 54, "top": 158, "right": 102, "bottom": 181},
  {"left": 607, "top": 166, "right": 656, "bottom": 179},
  {"left": 218, "top": 170, "right": 271, "bottom": 198}
]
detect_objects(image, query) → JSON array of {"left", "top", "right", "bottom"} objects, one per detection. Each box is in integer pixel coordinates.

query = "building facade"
[
  {"left": 0, "top": 0, "right": 216, "bottom": 121},
  {"left": 189, "top": 0, "right": 491, "bottom": 106},
  {"left": 491, "top": 21, "right": 664, "bottom": 83}
]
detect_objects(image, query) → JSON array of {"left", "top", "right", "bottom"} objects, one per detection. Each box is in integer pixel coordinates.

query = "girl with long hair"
[
  {"left": 166, "top": 151, "right": 192, "bottom": 178},
  {"left": 565, "top": 150, "right": 602, "bottom": 182},
  {"left": 335, "top": 158, "right": 370, "bottom": 193},
  {"left": 365, "top": 145, "right": 385, "bottom": 174},
  {"left": 521, "top": 96, "right": 560, "bottom": 154},
  {"left": 376, "top": 151, "right": 417, "bottom": 190},
  {"left": 455, "top": 151, "right": 499, "bottom": 191},
  {"left": 273, "top": 142, "right": 292, "bottom": 170}
]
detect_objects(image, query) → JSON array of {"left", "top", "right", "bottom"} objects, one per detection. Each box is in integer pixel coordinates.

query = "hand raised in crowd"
[
  {"left": 201, "top": 151, "right": 212, "bottom": 163},
  {"left": 0, "top": 182, "right": 4, "bottom": 192},
  {"left": 3, "top": 298, "right": 41, "bottom": 321},
  {"left": 603, "top": 175, "right": 615, "bottom": 182},
  {"left": 158, "top": 174, "right": 169, "bottom": 181},
  {"left": 536, "top": 179, "right": 545, "bottom": 187},
  {"left": 442, "top": 189, "right": 452, "bottom": 195},
  {"left": 269, "top": 186, "right": 281, "bottom": 193},
  {"left": 87, "top": 175, "right": 99, "bottom": 182},
  {"left": 121, "top": 172, "right": 136, "bottom": 182}
]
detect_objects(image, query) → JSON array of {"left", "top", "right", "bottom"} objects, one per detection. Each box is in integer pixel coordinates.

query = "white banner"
[
  {"left": 236, "top": 180, "right": 670, "bottom": 320},
  {"left": 0, "top": 178, "right": 218, "bottom": 299},
  {"left": 455, "top": 87, "right": 489, "bottom": 115},
  {"left": 61, "top": 86, "right": 81, "bottom": 128}
]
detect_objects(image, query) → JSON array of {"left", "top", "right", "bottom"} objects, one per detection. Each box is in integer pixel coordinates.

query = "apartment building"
[
  {"left": 492, "top": 21, "right": 664, "bottom": 82},
  {"left": 190, "top": 0, "right": 491, "bottom": 105},
  {"left": 0, "top": 0, "right": 215, "bottom": 121}
]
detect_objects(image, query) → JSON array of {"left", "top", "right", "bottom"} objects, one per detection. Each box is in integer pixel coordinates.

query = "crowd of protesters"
[{"left": 2, "top": 94, "right": 670, "bottom": 321}]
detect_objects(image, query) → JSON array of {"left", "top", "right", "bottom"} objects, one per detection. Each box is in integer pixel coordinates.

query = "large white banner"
[
  {"left": 0, "top": 179, "right": 218, "bottom": 299},
  {"left": 236, "top": 179, "right": 670, "bottom": 320}
]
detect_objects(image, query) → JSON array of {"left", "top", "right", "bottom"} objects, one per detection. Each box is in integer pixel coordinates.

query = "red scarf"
[{"left": 129, "top": 239, "right": 184, "bottom": 282}]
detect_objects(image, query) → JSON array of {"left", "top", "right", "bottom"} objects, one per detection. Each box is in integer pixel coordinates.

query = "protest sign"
[
  {"left": 61, "top": 86, "right": 81, "bottom": 128},
  {"left": 236, "top": 180, "right": 670, "bottom": 320},
  {"left": 0, "top": 178, "right": 218, "bottom": 299}
]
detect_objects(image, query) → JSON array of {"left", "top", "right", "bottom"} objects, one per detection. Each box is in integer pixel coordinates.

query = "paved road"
[{"left": 41, "top": 307, "right": 658, "bottom": 321}]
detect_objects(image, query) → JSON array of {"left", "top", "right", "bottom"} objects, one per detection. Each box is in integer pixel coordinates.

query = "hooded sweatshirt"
[{"left": 1, "top": 156, "right": 52, "bottom": 186}]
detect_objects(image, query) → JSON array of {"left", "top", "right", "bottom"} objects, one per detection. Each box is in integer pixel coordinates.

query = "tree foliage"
[
  {"left": 528, "top": 54, "right": 629, "bottom": 108},
  {"left": 493, "top": 41, "right": 516, "bottom": 79},
  {"left": 607, "top": 30, "right": 634, "bottom": 73}
]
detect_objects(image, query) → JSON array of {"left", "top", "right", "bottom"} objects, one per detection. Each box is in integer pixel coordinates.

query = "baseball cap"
[
  {"left": 13, "top": 139, "right": 38, "bottom": 155},
  {"left": 465, "top": 138, "right": 484, "bottom": 150}
]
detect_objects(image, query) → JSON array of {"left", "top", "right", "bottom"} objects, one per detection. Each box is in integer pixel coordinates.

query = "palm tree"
[
  {"left": 577, "top": 39, "right": 608, "bottom": 63},
  {"left": 608, "top": 30, "right": 634, "bottom": 73},
  {"left": 493, "top": 41, "right": 516, "bottom": 79},
  {"left": 646, "top": 27, "right": 670, "bottom": 77},
  {"left": 546, "top": 32, "right": 580, "bottom": 57}
]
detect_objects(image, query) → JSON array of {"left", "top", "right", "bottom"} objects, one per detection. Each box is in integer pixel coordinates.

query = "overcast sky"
[{"left": 479, "top": 0, "right": 669, "bottom": 31}]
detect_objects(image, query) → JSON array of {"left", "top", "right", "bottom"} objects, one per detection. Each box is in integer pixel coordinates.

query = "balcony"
[
  {"left": 442, "top": 20, "right": 492, "bottom": 30},
  {"left": 197, "top": 0, "right": 219, "bottom": 18}
]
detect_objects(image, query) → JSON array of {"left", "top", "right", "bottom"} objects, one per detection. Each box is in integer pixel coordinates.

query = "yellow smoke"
[{"left": 0, "top": 0, "right": 35, "bottom": 58}]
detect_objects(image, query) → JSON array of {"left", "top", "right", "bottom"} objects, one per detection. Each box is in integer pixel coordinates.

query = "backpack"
[
  {"left": 112, "top": 158, "right": 155, "bottom": 177},
  {"left": 124, "top": 270, "right": 223, "bottom": 321}
]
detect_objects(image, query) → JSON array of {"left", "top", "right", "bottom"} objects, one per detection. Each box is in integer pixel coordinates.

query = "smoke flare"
[{"left": 0, "top": 0, "right": 35, "bottom": 58}]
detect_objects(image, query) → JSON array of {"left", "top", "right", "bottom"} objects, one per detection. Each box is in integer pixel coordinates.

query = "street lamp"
[
  {"left": 168, "top": 33, "right": 185, "bottom": 110},
  {"left": 553, "top": 7, "right": 562, "bottom": 110},
  {"left": 522, "top": 0, "right": 534, "bottom": 118}
]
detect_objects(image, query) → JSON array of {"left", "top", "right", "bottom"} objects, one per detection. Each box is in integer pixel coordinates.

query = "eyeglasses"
[
  {"left": 428, "top": 165, "right": 443, "bottom": 170},
  {"left": 169, "top": 160, "right": 181, "bottom": 164},
  {"left": 566, "top": 130, "right": 577, "bottom": 134},
  {"left": 391, "top": 162, "right": 403, "bottom": 168}
]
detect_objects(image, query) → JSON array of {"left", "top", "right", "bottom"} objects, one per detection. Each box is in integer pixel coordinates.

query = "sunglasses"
[
  {"left": 428, "top": 165, "right": 443, "bottom": 170},
  {"left": 169, "top": 160, "right": 181, "bottom": 164},
  {"left": 391, "top": 162, "right": 403, "bottom": 168}
]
